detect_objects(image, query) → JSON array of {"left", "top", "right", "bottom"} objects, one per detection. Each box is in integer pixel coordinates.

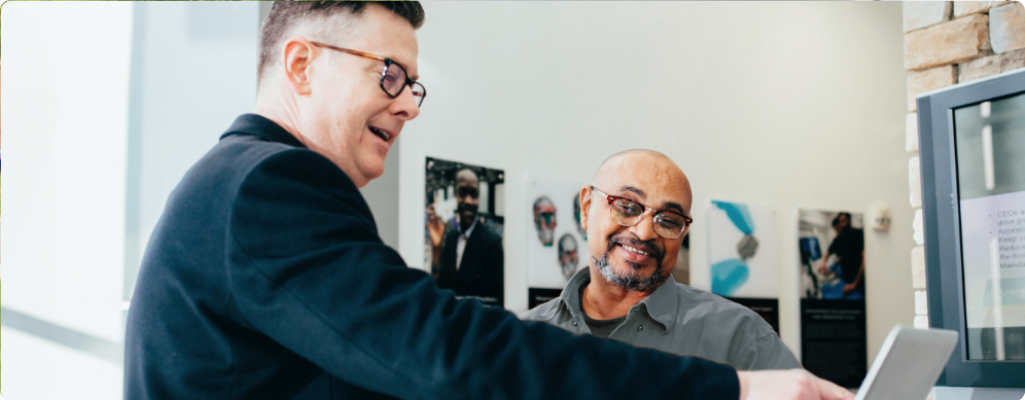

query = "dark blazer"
[
  {"left": 435, "top": 223, "right": 504, "bottom": 307},
  {"left": 123, "top": 114, "right": 739, "bottom": 400}
]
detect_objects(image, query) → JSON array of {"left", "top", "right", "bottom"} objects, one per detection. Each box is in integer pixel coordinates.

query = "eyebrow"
[
  {"left": 661, "top": 202, "right": 685, "bottom": 215},
  {"left": 619, "top": 186, "right": 646, "bottom": 198},
  {"left": 618, "top": 185, "right": 686, "bottom": 215}
]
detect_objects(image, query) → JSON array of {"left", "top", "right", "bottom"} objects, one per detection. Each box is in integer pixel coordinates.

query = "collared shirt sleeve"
[{"left": 226, "top": 149, "right": 741, "bottom": 400}]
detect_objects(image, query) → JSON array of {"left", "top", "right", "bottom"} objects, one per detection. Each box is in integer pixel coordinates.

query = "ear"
[
  {"left": 281, "top": 36, "right": 316, "bottom": 96},
  {"left": 579, "top": 186, "right": 592, "bottom": 231}
]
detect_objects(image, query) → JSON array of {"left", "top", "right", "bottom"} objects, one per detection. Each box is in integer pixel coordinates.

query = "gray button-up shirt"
[{"left": 520, "top": 268, "right": 801, "bottom": 371}]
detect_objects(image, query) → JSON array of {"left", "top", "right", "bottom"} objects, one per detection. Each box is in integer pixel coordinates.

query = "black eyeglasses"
[
  {"left": 591, "top": 186, "right": 692, "bottom": 239},
  {"left": 310, "top": 41, "right": 426, "bottom": 107}
]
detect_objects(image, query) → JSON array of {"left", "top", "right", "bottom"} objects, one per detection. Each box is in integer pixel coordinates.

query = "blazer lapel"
[{"left": 458, "top": 224, "right": 487, "bottom": 277}]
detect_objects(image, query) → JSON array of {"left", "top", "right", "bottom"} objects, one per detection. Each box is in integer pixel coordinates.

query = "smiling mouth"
[
  {"left": 608, "top": 236, "right": 664, "bottom": 264},
  {"left": 368, "top": 126, "right": 392, "bottom": 142},
  {"left": 620, "top": 244, "right": 651, "bottom": 256}
]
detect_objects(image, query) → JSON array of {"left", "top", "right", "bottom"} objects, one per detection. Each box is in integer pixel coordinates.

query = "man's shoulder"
[
  {"left": 472, "top": 222, "right": 500, "bottom": 238},
  {"left": 200, "top": 134, "right": 355, "bottom": 197},
  {"left": 170, "top": 132, "right": 368, "bottom": 231},
  {"left": 671, "top": 284, "right": 771, "bottom": 330},
  {"left": 207, "top": 134, "right": 324, "bottom": 178},
  {"left": 467, "top": 222, "right": 502, "bottom": 248},
  {"left": 480, "top": 225, "right": 502, "bottom": 245},
  {"left": 519, "top": 298, "right": 563, "bottom": 322}
]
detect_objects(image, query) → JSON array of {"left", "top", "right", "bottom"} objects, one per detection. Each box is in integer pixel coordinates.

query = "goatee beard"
[{"left": 593, "top": 243, "right": 668, "bottom": 293}]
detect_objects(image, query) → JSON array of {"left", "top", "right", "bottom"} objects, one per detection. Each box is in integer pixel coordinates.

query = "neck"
[
  {"left": 254, "top": 88, "right": 305, "bottom": 148},
  {"left": 253, "top": 90, "right": 370, "bottom": 189},
  {"left": 460, "top": 216, "right": 476, "bottom": 232},
  {"left": 581, "top": 266, "right": 652, "bottom": 320}
]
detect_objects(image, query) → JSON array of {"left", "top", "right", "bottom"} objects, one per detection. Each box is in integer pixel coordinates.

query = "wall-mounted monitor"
[{"left": 917, "top": 67, "right": 1025, "bottom": 387}]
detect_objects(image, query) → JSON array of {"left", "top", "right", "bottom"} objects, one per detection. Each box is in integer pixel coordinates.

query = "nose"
[
  {"left": 630, "top": 210, "right": 659, "bottom": 242},
  {"left": 390, "top": 85, "right": 421, "bottom": 120}
]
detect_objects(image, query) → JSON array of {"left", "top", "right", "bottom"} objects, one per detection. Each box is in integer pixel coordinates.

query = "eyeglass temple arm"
[{"left": 309, "top": 42, "right": 387, "bottom": 62}]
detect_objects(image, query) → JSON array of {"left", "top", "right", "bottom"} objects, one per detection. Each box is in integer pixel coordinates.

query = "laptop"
[{"left": 854, "top": 325, "right": 958, "bottom": 400}]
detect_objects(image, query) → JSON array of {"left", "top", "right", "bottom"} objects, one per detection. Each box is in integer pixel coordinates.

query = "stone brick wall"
[{"left": 904, "top": 1, "right": 1025, "bottom": 330}]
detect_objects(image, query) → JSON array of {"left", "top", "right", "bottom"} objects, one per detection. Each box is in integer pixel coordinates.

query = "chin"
[
  {"left": 615, "top": 262, "right": 654, "bottom": 274},
  {"left": 365, "top": 166, "right": 386, "bottom": 181},
  {"left": 362, "top": 155, "right": 388, "bottom": 177}
]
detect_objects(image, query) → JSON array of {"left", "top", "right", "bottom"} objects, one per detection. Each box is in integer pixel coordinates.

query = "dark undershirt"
[{"left": 579, "top": 284, "right": 627, "bottom": 339}]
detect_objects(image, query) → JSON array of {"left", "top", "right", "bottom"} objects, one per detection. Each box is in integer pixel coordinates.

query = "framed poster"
[
  {"left": 425, "top": 157, "right": 505, "bottom": 307},
  {"left": 708, "top": 200, "right": 779, "bottom": 333},
  {"left": 798, "top": 209, "right": 867, "bottom": 388},
  {"left": 525, "top": 176, "right": 589, "bottom": 309}
]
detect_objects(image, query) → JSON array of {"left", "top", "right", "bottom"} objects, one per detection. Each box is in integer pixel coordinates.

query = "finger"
[{"left": 813, "top": 376, "right": 853, "bottom": 400}]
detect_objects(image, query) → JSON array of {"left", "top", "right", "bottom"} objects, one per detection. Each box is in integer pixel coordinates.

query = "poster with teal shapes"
[
  {"left": 708, "top": 200, "right": 778, "bottom": 299},
  {"left": 708, "top": 200, "right": 779, "bottom": 333}
]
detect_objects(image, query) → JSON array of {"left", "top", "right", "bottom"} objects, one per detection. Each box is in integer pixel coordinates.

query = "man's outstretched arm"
[{"left": 226, "top": 149, "right": 740, "bottom": 400}]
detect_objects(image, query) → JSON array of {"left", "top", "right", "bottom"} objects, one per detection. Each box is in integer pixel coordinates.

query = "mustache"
[{"left": 606, "top": 235, "right": 666, "bottom": 264}]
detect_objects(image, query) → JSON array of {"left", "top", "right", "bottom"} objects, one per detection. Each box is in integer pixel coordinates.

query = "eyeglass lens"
[
  {"left": 609, "top": 199, "right": 687, "bottom": 238},
  {"left": 383, "top": 64, "right": 425, "bottom": 107}
]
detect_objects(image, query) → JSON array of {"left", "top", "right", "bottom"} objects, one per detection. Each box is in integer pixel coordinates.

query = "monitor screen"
[{"left": 953, "top": 91, "right": 1025, "bottom": 361}]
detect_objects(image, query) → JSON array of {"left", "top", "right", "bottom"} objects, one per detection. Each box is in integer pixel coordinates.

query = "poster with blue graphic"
[{"left": 707, "top": 200, "right": 779, "bottom": 333}]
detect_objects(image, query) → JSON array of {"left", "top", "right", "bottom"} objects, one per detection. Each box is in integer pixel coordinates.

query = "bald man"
[
  {"left": 522, "top": 150, "right": 801, "bottom": 371},
  {"left": 434, "top": 168, "right": 505, "bottom": 307}
]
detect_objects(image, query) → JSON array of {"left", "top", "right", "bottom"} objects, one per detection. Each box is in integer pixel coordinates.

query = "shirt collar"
[
  {"left": 557, "top": 268, "right": 592, "bottom": 324},
  {"left": 219, "top": 113, "right": 306, "bottom": 149},
  {"left": 639, "top": 273, "right": 681, "bottom": 331},
  {"left": 557, "top": 267, "right": 680, "bottom": 332}
]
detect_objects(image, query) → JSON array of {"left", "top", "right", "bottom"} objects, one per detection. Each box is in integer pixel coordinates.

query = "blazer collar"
[{"left": 220, "top": 113, "right": 306, "bottom": 149}]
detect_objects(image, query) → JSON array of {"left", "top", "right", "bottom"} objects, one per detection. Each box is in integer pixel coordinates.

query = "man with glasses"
[
  {"left": 125, "top": 2, "right": 848, "bottom": 399},
  {"left": 522, "top": 149, "right": 801, "bottom": 371}
]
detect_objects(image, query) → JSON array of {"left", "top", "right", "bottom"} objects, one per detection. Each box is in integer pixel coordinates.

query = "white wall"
[
  {"left": 123, "top": 1, "right": 259, "bottom": 301},
  {"left": 399, "top": 2, "right": 914, "bottom": 364},
  {"left": 2, "top": 2, "right": 134, "bottom": 398},
  {"left": 1, "top": 2, "right": 259, "bottom": 398}
]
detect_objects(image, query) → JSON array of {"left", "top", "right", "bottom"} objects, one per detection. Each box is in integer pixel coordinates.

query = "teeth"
[
  {"left": 622, "top": 245, "right": 649, "bottom": 256},
  {"left": 370, "top": 127, "right": 391, "bottom": 141}
]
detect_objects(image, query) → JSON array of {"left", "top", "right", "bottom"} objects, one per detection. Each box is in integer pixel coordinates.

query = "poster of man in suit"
[{"left": 425, "top": 157, "right": 505, "bottom": 307}]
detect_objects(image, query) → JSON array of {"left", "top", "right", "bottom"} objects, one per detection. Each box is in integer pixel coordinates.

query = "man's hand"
[
  {"left": 426, "top": 204, "right": 445, "bottom": 248},
  {"left": 842, "top": 283, "right": 856, "bottom": 297},
  {"left": 737, "top": 369, "right": 854, "bottom": 400}
]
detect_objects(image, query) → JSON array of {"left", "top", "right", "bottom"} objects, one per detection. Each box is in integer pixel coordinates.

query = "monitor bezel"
[{"left": 918, "top": 67, "right": 1025, "bottom": 387}]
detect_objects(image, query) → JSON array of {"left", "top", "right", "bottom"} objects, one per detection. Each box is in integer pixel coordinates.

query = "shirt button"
[
  {"left": 637, "top": 325, "right": 644, "bottom": 331},
  {"left": 572, "top": 321, "right": 578, "bottom": 326}
]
